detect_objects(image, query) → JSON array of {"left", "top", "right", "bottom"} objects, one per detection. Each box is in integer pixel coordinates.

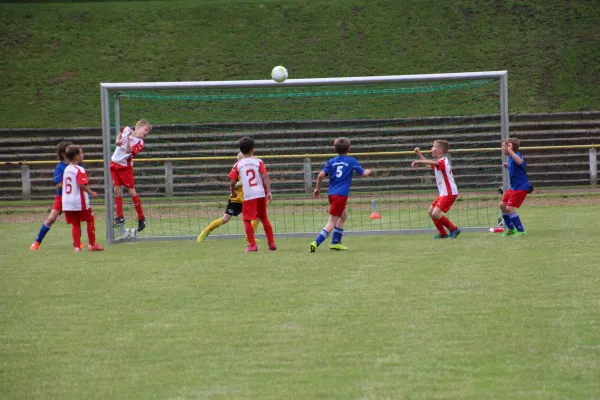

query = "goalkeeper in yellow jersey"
[{"left": 197, "top": 153, "right": 259, "bottom": 243}]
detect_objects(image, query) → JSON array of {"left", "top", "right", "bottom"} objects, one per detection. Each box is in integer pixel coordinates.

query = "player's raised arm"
[
  {"left": 414, "top": 147, "right": 427, "bottom": 160},
  {"left": 507, "top": 142, "right": 524, "bottom": 165},
  {"left": 412, "top": 159, "right": 438, "bottom": 168},
  {"left": 361, "top": 169, "right": 372, "bottom": 177}
]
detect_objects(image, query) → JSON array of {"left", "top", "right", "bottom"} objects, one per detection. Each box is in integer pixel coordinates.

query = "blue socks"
[
  {"left": 502, "top": 212, "right": 515, "bottom": 230},
  {"left": 315, "top": 229, "right": 329, "bottom": 246},
  {"left": 331, "top": 227, "right": 344, "bottom": 244},
  {"left": 509, "top": 212, "right": 525, "bottom": 232},
  {"left": 35, "top": 223, "right": 51, "bottom": 243}
]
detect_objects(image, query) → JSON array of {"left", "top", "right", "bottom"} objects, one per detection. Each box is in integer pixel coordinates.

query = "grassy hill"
[{"left": 1, "top": 0, "right": 599, "bottom": 128}]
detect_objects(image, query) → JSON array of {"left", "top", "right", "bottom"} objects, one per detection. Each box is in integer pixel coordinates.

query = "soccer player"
[
  {"left": 500, "top": 138, "right": 530, "bottom": 237},
  {"left": 310, "top": 137, "right": 372, "bottom": 252},
  {"left": 62, "top": 145, "right": 104, "bottom": 252},
  {"left": 411, "top": 140, "right": 461, "bottom": 239},
  {"left": 110, "top": 119, "right": 152, "bottom": 232},
  {"left": 30, "top": 141, "right": 73, "bottom": 250},
  {"left": 228, "top": 137, "right": 276, "bottom": 252},
  {"left": 197, "top": 152, "right": 260, "bottom": 242}
]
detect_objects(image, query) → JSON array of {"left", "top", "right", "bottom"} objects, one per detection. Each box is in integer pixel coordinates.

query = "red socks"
[
  {"left": 439, "top": 216, "right": 457, "bottom": 231},
  {"left": 115, "top": 196, "right": 123, "bottom": 218},
  {"left": 87, "top": 217, "right": 96, "bottom": 246},
  {"left": 260, "top": 217, "right": 275, "bottom": 246},
  {"left": 432, "top": 218, "right": 447, "bottom": 236},
  {"left": 244, "top": 220, "right": 255, "bottom": 246},
  {"left": 132, "top": 195, "right": 145, "bottom": 220},
  {"left": 71, "top": 223, "right": 81, "bottom": 248}
]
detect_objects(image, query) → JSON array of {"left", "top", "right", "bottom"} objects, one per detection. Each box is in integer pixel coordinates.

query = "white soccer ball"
[{"left": 271, "top": 66, "right": 288, "bottom": 83}]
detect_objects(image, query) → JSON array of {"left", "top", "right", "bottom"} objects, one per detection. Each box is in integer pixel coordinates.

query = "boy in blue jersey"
[
  {"left": 500, "top": 138, "right": 531, "bottom": 237},
  {"left": 310, "top": 137, "right": 372, "bottom": 252},
  {"left": 30, "top": 141, "right": 73, "bottom": 250}
]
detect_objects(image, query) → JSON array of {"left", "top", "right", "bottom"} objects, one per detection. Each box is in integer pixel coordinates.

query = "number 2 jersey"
[
  {"left": 322, "top": 155, "right": 365, "bottom": 196},
  {"left": 62, "top": 165, "right": 91, "bottom": 211},
  {"left": 228, "top": 157, "right": 268, "bottom": 201}
]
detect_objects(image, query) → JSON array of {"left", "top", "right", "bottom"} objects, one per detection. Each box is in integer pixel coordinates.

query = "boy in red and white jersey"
[
  {"left": 62, "top": 145, "right": 104, "bottom": 252},
  {"left": 110, "top": 119, "right": 152, "bottom": 232},
  {"left": 228, "top": 136, "right": 276, "bottom": 252},
  {"left": 411, "top": 140, "right": 461, "bottom": 239}
]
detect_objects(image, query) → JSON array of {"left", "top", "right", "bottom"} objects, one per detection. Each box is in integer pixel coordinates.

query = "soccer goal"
[{"left": 100, "top": 71, "right": 509, "bottom": 245}]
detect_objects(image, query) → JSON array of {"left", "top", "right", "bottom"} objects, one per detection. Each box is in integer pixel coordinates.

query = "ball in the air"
[{"left": 271, "top": 66, "right": 288, "bottom": 83}]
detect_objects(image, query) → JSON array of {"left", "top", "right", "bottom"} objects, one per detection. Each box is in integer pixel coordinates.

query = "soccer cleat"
[
  {"left": 30, "top": 241, "right": 40, "bottom": 251},
  {"left": 329, "top": 243, "right": 348, "bottom": 251},
  {"left": 74, "top": 247, "right": 81, "bottom": 253},
  {"left": 449, "top": 228, "right": 461, "bottom": 239},
  {"left": 310, "top": 241, "right": 318, "bottom": 253},
  {"left": 268, "top": 243, "right": 277, "bottom": 251},
  {"left": 501, "top": 228, "right": 517, "bottom": 237},
  {"left": 245, "top": 244, "right": 258, "bottom": 252},
  {"left": 114, "top": 216, "right": 126, "bottom": 226},
  {"left": 88, "top": 244, "right": 105, "bottom": 251},
  {"left": 137, "top": 218, "right": 146, "bottom": 232},
  {"left": 513, "top": 231, "right": 527, "bottom": 237},
  {"left": 434, "top": 234, "right": 449, "bottom": 239},
  {"left": 197, "top": 230, "right": 208, "bottom": 243}
]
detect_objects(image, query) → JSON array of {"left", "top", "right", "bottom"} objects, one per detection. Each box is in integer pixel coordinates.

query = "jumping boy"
[
  {"left": 110, "top": 119, "right": 152, "bottom": 232},
  {"left": 310, "top": 137, "right": 372, "bottom": 252},
  {"left": 228, "top": 137, "right": 276, "bottom": 252},
  {"left": 62, "top": 145, "right": 104, "bottom": 252},
  {"left": 500, "top": 138, "right": 530, "bottom": 237},
  {"left": 198, "top": 152, "right": 260, "bottom": 242},
  {"left": 412, "top": 140, "right": 461, "bottom": 239},
  {"left": 30, "top": 141, "right": 73, "bottom": 250}
]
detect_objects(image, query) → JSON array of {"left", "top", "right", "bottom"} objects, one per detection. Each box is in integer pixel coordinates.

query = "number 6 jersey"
[
  {"left": 228, "top": 157, "right": 267, "bottom": 201},
  {"left": 62, "top": 165, "right": 91, "bottom": 211}
]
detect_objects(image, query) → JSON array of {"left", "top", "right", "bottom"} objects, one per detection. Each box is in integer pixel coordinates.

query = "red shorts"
[
  {"left": 51, "top": 194, "right": 62, "bottom": 214},
  {"left": 502, "top": 189, "right": 528, "bottom": 208},
  {"left": 431, "top": 195, "right": 458, "bottom": 213},
  {"left": 242, "top": 197, "right": 267, "bottom": 221},
  {"left": 64, "top": 209, "right": 94, "bottom": 225},
  {"left": 328, "top": 195, "right": 348, "bottom": 217},
  {"left": 110, "top": 162, "right": 135, "bottom": 188}
]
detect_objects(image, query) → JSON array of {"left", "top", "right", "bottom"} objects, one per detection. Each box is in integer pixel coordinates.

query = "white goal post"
[{"left": 100, "top": 71, "right": 509, "bottom": 245}]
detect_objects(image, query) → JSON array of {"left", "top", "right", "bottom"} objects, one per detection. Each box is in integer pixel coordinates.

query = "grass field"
[
  {"left": 2, "top": 203, "right": 599, "bottom": 399},
  {"left": 2, "top": 0, "right": 600, "bottom": 128}
]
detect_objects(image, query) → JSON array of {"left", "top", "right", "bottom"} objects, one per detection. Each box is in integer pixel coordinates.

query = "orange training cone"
[{"left": 369, "top": 199, "right": 381, "bottom": 219}]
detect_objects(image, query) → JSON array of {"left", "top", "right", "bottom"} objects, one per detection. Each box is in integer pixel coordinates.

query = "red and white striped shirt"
[
  {"left": 228, "top": 157, "right": 267, "bottom": 201},
  {"left": 111, "top": 127, "right": 144, "bottom": 167},
  {"left": 62, "top": 165, "right": 91, "bottom": 211},
  {"left": 433, "top": 157, "right": 458, "bottom": 196}
]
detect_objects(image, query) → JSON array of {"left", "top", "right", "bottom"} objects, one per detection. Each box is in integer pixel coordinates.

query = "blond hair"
[
  {"left": 136, "top": 119, "right": 152, "bottom": 132},
  {"left": 433, "top": 140, "right": 450, "bottom": 154}
]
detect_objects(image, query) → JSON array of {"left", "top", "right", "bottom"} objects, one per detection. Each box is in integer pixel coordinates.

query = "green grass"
[
  {"left": 1, "top": 0, "right": 599, "bottom": 128},
  {"left": 2, "top": 204, "right": 600, "bottom": 399}
]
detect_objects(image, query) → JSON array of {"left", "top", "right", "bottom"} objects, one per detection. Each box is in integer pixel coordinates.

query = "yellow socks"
[{"left": 205, "top": 218, "right": 224, "bottom": 235}]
